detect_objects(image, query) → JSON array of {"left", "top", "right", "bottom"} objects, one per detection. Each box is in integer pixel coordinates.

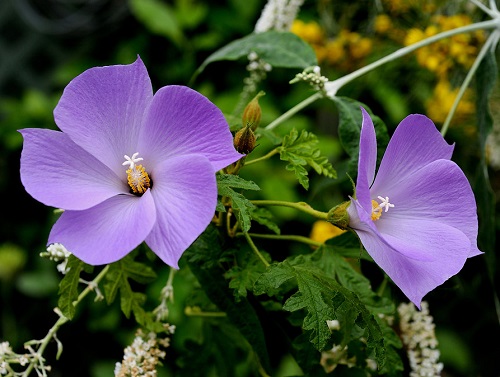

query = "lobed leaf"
[
  {"left": 254, "top": 255, "right": 388, "bottom": 368},
  {"left": 278, "top": 129, "right": 337, "bottom": 189},
  {"left": 217, "top": 174, "right": 260, "bottom": 232}
]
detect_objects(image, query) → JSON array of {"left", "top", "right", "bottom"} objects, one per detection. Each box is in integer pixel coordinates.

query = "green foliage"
[
  {"left": 279, "top": 128, "right": 337, "bottom": 189},
  {"left": 58, "top": 256, "right": 94, "bottom": 320},
  {"left": 253, "top": 250, "right": 396, "bottom": 370},
  {"left": 103, "top": 254, "right": 160, "bottom": 331},
  {"left": 249, "top": 207, "right": 281, "bottom": 235},
  {"left": 184, "top": 225, "right": 271, "bottom": 374},
  {"left": 474, "top": 50, "right": 497, "bottom": 283},
  {"left": 333, "top": 97, "right": 389, "bottom": 176},
  {"left": 217, "top": 174, "right": 260, "bottom": 232},
  {"left": 195, "top": 31, "right": 318, "bottom": 78}
]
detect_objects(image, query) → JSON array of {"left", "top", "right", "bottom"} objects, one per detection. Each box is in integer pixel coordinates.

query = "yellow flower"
[
  {"left": 374, "top": 14, "right": 392, "bottom": 34},
  {"left": 310, "top": 221, "right": 346, "bottom": 244},
  {"left": 291, "top": 20, "right": 325, "bottom": 45},
  {"left": 426, "top": 79, "right": 475, "bottom": 123}
]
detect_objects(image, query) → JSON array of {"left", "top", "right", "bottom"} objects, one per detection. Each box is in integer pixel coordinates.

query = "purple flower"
[
  {"left": 20, "top": 57, "right": 242, "bottom": 268},
  {"left": 347, "top": 108, "right": 482, "bottom": 307}
]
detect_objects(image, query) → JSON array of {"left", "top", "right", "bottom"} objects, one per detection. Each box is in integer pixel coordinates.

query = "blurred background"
[{"left": 0, "top": 0, "right": 499, "bottom": 376}]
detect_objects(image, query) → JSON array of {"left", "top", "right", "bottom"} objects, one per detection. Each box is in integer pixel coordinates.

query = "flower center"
[
  {"left": 370, "top": 196, "right": 394, "bottom": 221},
  {"left": 123, "top": 153, "right": 151, "bottom": 195}
]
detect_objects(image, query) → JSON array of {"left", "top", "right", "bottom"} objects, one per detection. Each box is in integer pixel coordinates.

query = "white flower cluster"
[
  {"left": 40, "top": 243, "right": 72, "bottom": 274},
  {"left": 254, "top": 0, "right": 305, "bottom": 33},
  {"left": 291, "top": 66, "right": 329, "bottom": 92},
  {"left": 114, "top": 327, "right": 175, "bottom": 377},
  {"left": 0, "top": 341, "right": 50, "bottom": 376},
  {"left": 398, "top": 301, "right": 443, "bottom": 377}
]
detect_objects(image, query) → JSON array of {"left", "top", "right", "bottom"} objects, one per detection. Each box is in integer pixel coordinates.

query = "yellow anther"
[
  {"left": 126, "top": 164, "right": 151, "bottom": 195},
  {"left": 371, "top": 200, "right": 382, "bottom": 221}
]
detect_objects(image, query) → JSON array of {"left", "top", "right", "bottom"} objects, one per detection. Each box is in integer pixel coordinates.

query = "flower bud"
[
  {"left": 327, "top": 201, "right": 351, "bottom": 230},
  {"left": 242, "top": 91, "right": 264, "bottom": 131},
  {"left": 234, "top": 126, "right": 256, "bottom": 154}
]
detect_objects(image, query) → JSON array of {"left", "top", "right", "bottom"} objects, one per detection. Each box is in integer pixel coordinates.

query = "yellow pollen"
[
  {"left": 371, "top": 200, "right": 382, "bottom": 221},
  {"left": 126, "top": 164, "right": 151, "bottom": 194}
]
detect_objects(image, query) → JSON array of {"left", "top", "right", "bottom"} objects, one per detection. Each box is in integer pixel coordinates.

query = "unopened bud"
[
  {"left": 327, "top": 201, "right": 351, "bottom": 230},
  {"left": 242, "top": 91, "right": 264, "bottom": 131},
  {"left": 234, "top": 126, "right": 256, "bottom": 154}
]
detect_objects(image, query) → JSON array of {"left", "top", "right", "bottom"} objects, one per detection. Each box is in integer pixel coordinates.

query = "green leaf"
[
  {"left": 278, "top": 129, "right": 337, "bottom": 189},
  {"left": 58, "top": 256, "right": 93, "bottom": 320},
  {"left": 254, "top": 256, "right": 387, "bottom": 368},
  {"left": 129, "top": 0, "right": 184, "bottom": 45},
  {"left": 103, "top": 255, "right": 157, "bottom": 329},
  {"left": 194, "top": 31, "right": 317, "bottom": 78},
  {"left": 249, "top": 207, "right": 280, "bottom": 235},
  {"left": 217, "top": 174, "right": 260, "bottom": 232},
  {"left": 184, "top": 225, "right": 271, "bottom": 373},
  {"left": 474, "top": 50, "right": 497, "bottom": 282},
  {"left": 332, "top": 97, "right": 389, "bottom": 177}
]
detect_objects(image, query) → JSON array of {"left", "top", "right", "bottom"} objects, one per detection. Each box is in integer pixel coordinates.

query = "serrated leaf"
[
  {"left": 250, "top": 207, "right": 280, "bottom": 235},
  {"left": 217, "top": 174, "right": 260, "bottom": 232},
  {"left": 278, "top": 129, "right": 337, "bottom": 189},
  {"left": 194, "top": 31, "right": 317, "bottom": 78},
  {"left": 254, "top": 256, "right": 386, "bottom": 367},
  {"left": 58, "top": 255, "right": 93, "bottom": 320},
  {"left": 103, "top": 255, "right": 156, "bottom": 327},
  {"left": 332, "top": 97, "right": 389, "bottom": 177}
]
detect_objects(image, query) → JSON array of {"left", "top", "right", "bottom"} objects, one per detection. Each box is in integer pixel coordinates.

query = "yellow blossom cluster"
[
  {"left": 403, "top": 14, "right": 484, "bottom": 123},
  {"left": 291, "top": 20, "right": 372, "bottom": 71},
  {"left": 404, "top": 14, "right": 485, "bottom": 75},
  {"left": 426, "top": 79, "right": 475, "bottom": 124}
]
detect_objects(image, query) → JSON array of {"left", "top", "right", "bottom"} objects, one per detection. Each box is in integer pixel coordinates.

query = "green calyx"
[{"left": 327, "top": 201, "right": 351, "bottom": 230}]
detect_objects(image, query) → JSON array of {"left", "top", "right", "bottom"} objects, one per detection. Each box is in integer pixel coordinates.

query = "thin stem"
[
  {"left": 239, "top": 232, "right": 323, "bottom": 248},
  {"left": 441, "top": 30, "right": 499, "bottom": 136},
  {"left": 328, "top": 19, "right": 499, "bottom": 94},
  {"left": 264, "top": 92, "right": 322, "bottom": 131},
  {"left": 470, "top": 0, "right": 497, "bottom": 18},
  {"left": 184, "top": 307, "right": 227, "bottom": 317},
  {"left": 251, "top": 200, "right": 329, "bottom": 220},
  {"left": 243, "top": 232, "right": 270, "bottom": 267},
  {"left": 22, "top": 264, "right": 110, "bottom": 377},
  {"left": 244, "top": 148, "right": 279, "bottom": 165}
]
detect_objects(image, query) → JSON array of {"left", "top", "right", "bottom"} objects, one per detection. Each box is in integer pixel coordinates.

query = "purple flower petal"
[
  {"left": 348, "top": 200, "right": 470, "bottom": 308},
  {"left": 48, "top": 190, "right": 156, "bottom": 265},
  {"left": 137, "top": 85, "right": 243, "bottom": 172},
  {"left": 53, "top": 57, "right": 153, "bottom": 177},
  {"left": 356, "top": 107, "right": 378, "bottom": 213},
  {"left": 373, "top": 159, "right": 481, "bottom": 257},
  {"left": 20, "top": 128, "right": 127, "bottom": 210},
  {"left": 145, "top": 154, "right": 218, "bottom": 268},
  {"left": 371, "top": 114, "right": 454, "bottom": 193}
]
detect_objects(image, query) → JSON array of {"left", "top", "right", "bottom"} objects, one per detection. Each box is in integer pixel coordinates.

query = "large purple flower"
[
  {"left": 20, "top": 57, "right": 242, "bottom": 268},
  {"left": 347, "top": 108, "right": 482, "bottom": 307}
]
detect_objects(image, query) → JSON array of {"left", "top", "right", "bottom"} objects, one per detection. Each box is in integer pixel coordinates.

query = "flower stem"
[
  {"left": 264, "top": 92, "right": 322, "bottom": 131},
  {"left": 22, "top": 264, "right": 110, "bottom": 377},
  {"left": 244, "top": 148, "right": 280, "bottom": 165},
  {"left": 238, "top": 232, "right": 323, "bottom": 247},
  {"left": 440, "top": 29, "right": 499, "bottom": 137},
  {"left": 251, "top": 200, "right": 329, "bottom": 220},
  {"left": 328, "top": 19, "right": 499, "bottom": 94},
  {"left": 243, "top": 232, "right": 270, "bottom": 267}
]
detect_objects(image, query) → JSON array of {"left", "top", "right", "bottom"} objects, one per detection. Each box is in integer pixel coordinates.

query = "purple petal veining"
[
  {"left": 20, "top": 56, "right": 243, "bottom": 267},
  {"left": 347, "top": 107, "right": 482, "bottom": 308}
]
